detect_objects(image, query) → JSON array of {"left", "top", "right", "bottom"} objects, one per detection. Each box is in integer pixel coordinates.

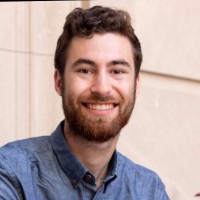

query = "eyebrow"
[
  {"left": 71, "top": 58, "right": 130, "bottom": 68},
  {"left": 109, "top": 59, "right": 130, "bottom": 68},
  {"left": 72, "top": 58, "right": 97, "bottom": 68}
]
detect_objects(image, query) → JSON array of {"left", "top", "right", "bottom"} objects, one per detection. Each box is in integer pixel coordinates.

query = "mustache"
[{"left": 78, "top": 93, "right": 120, "bottom": 103}]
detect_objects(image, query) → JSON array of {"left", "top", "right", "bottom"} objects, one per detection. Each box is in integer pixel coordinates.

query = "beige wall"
[{"left": 0, "top": 1, "right": 200, "bottom": 199}]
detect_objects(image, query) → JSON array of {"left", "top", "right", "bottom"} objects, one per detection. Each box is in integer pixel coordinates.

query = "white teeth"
[{"left": 87, "top": 104, "right": 114, "bottom": 110}]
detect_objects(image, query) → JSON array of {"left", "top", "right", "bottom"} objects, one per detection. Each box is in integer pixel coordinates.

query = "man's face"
[{"left": 55, "top": 33, "right": 140, "bottom": 142}]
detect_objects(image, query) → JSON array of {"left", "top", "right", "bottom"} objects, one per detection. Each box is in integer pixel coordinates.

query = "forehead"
[{"left": 66, "top": 33, "right": 134, "bottom": 66}]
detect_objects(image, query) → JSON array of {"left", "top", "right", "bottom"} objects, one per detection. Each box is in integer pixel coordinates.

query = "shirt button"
[
  {"left": 85, "top": 174, "right": 93, "bottom": 182},
  {"left": 71, "top": 179, "right": 78, "bottom": 185}
]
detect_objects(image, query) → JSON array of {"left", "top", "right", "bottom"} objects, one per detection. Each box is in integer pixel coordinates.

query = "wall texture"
[{"left": 0, "top": 1, "right": 200, "bottom": 199}]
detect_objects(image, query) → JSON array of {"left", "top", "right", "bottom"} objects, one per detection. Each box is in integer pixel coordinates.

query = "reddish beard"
[{"left": 61, "top": 89, "right": 136, "bottom": 143}]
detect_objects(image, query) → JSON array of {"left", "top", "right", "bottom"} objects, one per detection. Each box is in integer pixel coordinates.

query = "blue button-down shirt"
[{"left": 0, "top": 121, "right": 169, "bottom": 200}]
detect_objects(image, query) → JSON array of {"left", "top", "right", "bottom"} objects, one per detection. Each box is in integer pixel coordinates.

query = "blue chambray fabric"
[{"left": 0, "top": 121, "right": 170, "bottom": 200}]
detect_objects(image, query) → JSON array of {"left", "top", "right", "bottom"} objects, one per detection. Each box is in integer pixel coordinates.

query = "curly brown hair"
[{"left": 54, "top": 6, "right": 142, "bottom": 78}]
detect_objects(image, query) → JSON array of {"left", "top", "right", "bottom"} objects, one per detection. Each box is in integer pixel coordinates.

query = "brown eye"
[
  {"left": 111, "top": 69, "right": 125, "bottom": 74},
  {"left": 78, "top": 68, "right": 93, "bottom": 74}
]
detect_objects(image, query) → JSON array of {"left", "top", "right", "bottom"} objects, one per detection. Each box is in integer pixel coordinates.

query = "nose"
[{"left": 90, "top": 72, "right": 112, "bottom": 96}]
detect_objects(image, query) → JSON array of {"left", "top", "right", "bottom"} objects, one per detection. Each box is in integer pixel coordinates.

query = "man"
[{"left": 0, "top": 6, "right": 169, "bottom": 200}]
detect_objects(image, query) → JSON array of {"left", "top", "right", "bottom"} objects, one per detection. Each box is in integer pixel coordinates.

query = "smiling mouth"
[{"left": 83, "top": 103, "right": 117, "bottom": 111}]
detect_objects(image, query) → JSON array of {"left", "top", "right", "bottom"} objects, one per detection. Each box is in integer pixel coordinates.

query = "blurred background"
[{"left": 0, "top": 1, "right": 200, "bottom": 199}]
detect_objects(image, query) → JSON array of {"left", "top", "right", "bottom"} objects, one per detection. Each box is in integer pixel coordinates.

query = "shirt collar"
[{"left": 50, "top": 121, "right": 117, "bottom": 187}]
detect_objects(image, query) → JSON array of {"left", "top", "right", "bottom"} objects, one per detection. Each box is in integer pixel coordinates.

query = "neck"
[{"left": 64, "top": 120, "right": 120, "bottom": 189}]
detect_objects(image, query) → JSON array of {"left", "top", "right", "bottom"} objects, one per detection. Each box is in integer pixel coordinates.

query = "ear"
[
  {"left": 135, "top": 74, "right": 140, "bottom": 97},
  {"left": 54, "top": 69, "right": 62, "bottom": 96}
]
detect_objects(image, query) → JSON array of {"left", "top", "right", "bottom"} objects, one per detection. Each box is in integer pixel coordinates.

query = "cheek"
[
  {"left": 64, "top": 79, "right": 91, "bottom": 103},
  {"left": 68, "top": 74, "right": 92, "bottom": 91},
  {"left": 72, "top": 81, "right": 90, "bottom": 96},
  {"left": 116, "top": 80, "right": 135, "bottom": 98}
]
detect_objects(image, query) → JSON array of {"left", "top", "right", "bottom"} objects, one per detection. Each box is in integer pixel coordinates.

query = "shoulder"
[
  {"left": 0, "top": 136, "right": 51, "bottom": 167},
  {"left": 115, "top": 152, "right": 170, "bottom": 199},
  {"left": 0, "top": 137, "right": 50, "bottom": 198},
  {"left": 116, "top": 152, "right": 167, "bottom": 195},
  {"left": 0, "top": 136, "right": 50, "bottom": 153}
]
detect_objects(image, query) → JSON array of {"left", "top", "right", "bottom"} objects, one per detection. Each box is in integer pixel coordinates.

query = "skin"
[{"left": 54, "top": 33, "right": 140, "bottom": 189}]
